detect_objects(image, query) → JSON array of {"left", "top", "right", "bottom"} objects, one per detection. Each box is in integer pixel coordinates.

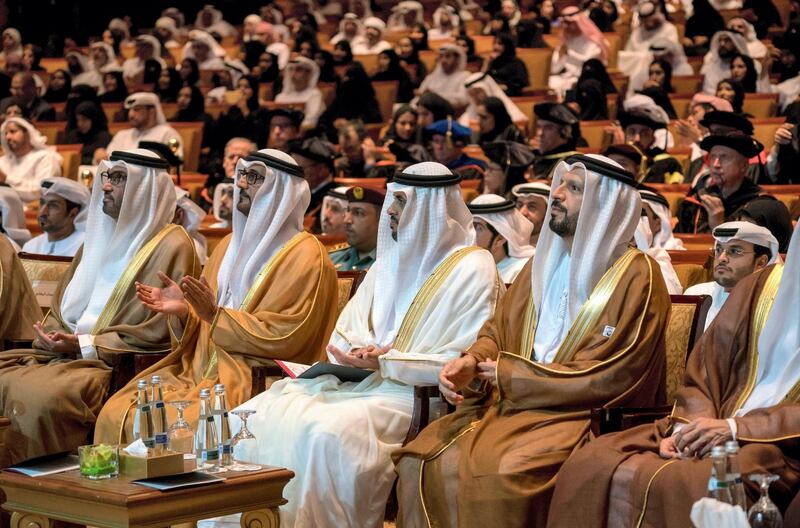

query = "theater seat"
[
  {"left": 18, "top": 252, "right": 73, "bottom": 313},
  {"left": 590, "top": 294, "right": 711, "bottom": 436}
]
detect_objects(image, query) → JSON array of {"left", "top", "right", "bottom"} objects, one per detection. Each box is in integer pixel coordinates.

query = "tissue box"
[{"left": 118, "top": 449, "right": 185, "bottom": 480}]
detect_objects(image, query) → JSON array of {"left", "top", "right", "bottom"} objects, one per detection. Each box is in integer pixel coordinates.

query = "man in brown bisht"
[
  {"left": 0, "top": 148, "right": 199, "bottom": 465},
  {"left": 547, "top": 222, "right": 800, "bottom": 528},
  {"left": 95, "top": 149, "right": 339, "bottom": 444},
  {"left": 393, "top": 154, "right": 671, "bottom": 527},
  {"left": 0, "top": 234, "right": 39, "bottom": 346}
]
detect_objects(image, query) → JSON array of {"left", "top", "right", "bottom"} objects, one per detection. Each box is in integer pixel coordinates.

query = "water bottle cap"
[
  {"left": 724, "top": 440, "right": 739, "bottom": 452},
  {"left": 151, "top": 375, "right": 162, "bottom": 383},
  {"left": 214, "top": 383, "right": 225, "bottom": 393},
  {"left": 199, "top": 388, "right": 211, "bottom": 397},
  {"left": 711, "top": 446, "right": 726, "bottom": 457},
  {"left": 136, "top": 379, "right": 148, "bottom": 389}
]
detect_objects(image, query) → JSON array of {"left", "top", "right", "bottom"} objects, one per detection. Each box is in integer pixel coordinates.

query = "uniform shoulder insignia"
[{"left": 328, "top": 242, "right": 351, "bottom": 253}]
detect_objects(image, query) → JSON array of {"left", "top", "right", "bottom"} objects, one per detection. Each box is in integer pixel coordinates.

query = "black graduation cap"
[
  {"left": 699, "top": 134, "right": 763, "bottom": 158},
  {"left": 533, "top": 102, "right": 578, "bottom": 127},
  {"left": 699, "top": 111, "right": 754, "bottom": 136},
  {"left": 482, "top": 141, "right": 536, "bottom": 170}
]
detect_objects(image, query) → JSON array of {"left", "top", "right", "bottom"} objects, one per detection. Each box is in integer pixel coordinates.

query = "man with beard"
[
  {"left": 701, "top": 31, "right": 750, "bottom": 94},
  {"left": 96, "top": 149, "right": 339, "bottom": 443},
  {"left": 684, "top": 221, "right": 778, "bottom": 330},
  {"left": 98, "top": 93, "right": 184, "bottom": 160},
  {"left": 0, "top": 72, "right": 55, "bottom": 122},
  {"left": 329, "top": 186, "right": 384, "bottom": 271},
  {"left": 530, "top": 103, "right": 580, "bottom": 180},
  {"left": 0, "top": 117, "right": 62, "bottom": 203},
  {"left": 22, "top": 178, "right": 90, "bottom": 257},
  {"left": 512, "top": 182, "right": 550, "bottom": 246},
  {"left": 548, "top": 222, "right": 800, "bottom": 528},
  {"left": 394, "top": 154, "right": 670, "bottom": 528},
  {"left": 0, "top": 149, "right": 199, "bottom": 465}
]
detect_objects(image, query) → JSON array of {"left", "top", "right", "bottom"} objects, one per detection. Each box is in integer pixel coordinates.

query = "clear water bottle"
[
  {"left": 213, "top": 384, "right": 232, "bottom": 467},
  {"left": 725, "top": 440, "right": 748, "bottom": 509},
  {"left": 150, "top": 375, "right": 169, "bottom": 454},
  {"left": 195, "top": 388, "right": 220, "bottom": 471},
  {"left": 707, "top": 445, "right": 733, "bottom": 503},
  {"left": 132, "top": 379, "right": 155, "bottom": 451}
]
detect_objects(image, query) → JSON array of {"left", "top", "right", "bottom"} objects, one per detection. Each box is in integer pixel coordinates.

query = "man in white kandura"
[
  {"left": 684, "top": 221, "right": 779, "bottom": 330},
  {"left": 229, "top": 161, "right": 503, "bottom": 528},
  {"left": 468, "top": 193, "right": 535, "bottom": 283},
  {"left": 22, "top": 177, "right": 90, "bottom": 256},
  {"left": 99, "top": 93, "right": 184, "bottom": 160}
]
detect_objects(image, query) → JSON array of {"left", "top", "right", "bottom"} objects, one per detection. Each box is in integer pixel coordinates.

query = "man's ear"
[
  {"left": 492, "top": 234, "right": 508, "bottom": 252},
  {"left": 754, "top": 254, "right": 770, "bottom": 271}
]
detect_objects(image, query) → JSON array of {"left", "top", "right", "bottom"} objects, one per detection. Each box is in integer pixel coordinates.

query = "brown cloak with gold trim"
[
  {"left": 547, "top": 264, "right": 800, "bottom": 528},
  {"left": 393, "top": 249, "right": 670, "bottom": 528},
  {"left": 0, "top": 225, "right": 199, "bottom": 466},
  {"left": 94, "top": 231, "right": 339, "bottom": 445},
  {"left": 0, "top": 235, "right": 39, "bottom": 346}
]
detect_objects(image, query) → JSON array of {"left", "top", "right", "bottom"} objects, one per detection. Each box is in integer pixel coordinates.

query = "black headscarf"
[
  {"left": 411, "top": 22, "right": 429, "bottom": 50},
  {"left": 180, "top": 58, "right": 200, "bottom": 87},
  {"left": 516, "top": 19, "right": 547, "bottom": 48},
  {"left": 154, "top": 68, "right": 182, "bottom": 103},
  {"left": 418, "top": 91, "right": 455, "bottom": 122},
  {"left": 717, "top": 78, "right": 745, "bottom": 113},
  {"left": 457, "top": 33, "right": 482, "bottom": 63},
  {"left": 329, "top": 62, "right": 381, "bottom": 121},
  {"left": 480, "top": 96, "right": 514, "bottom": 142},
  {"left": 43, "top": 69, "right": 72, "bottom": 103},
  {"left": 239, "top": 75, "right": 261, "bottom": 112},
  {"left": 730, "top": 53, "right": 758, "bottom": 93},
  {"left": 743, "top": 0, "right": 782, "bottom": 38},
  {"left": 577, "top": 58, "right": 617, "bottom": 94},
  {"left": 100, "top": 71, "right": 128, "bottom": 102},
  {"left": 257, "top": 52, "right": 280, "bottom": 83},
  {"left": 638, "top": 86, "right": 678, "bottom": 119},
  {"left": 650, "top": 58, "right": 674, "bottom": 93},
  {"left": 66, "top": 84, "right": 103, "bottom": 131},
  {"left": 589, "top": 1, "right": 618, "bottom": 32},
  {"left": 143, "top": 58, "right": 163, "bottom": 84},
  {"left": 173, "top": 86, "right": 206, "bottom": 122},
  {"left": 315, "top": 50, "right": 338, "bottom": 83},
  {"left": 73, "top": 100, "right": 109, "bottom": 138},
  {"left": 489, "top": 33, "right": 517, "bottom": 69},
  {"left": 371, "top": 49, "right": 414, "bottom": 102},
  {"left": 685, "top": 0, "right": 725, "bottom": 40},
  {"left": 333, "top": 40, "right": 353, "bottom": 67},
  {"left": 576, "top": 79, "right": 609, "bottom": 120}
]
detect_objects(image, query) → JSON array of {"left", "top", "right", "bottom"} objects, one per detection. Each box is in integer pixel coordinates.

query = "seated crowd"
[{"left": 0, "top": 0, "right": 799, "bottom": 527}]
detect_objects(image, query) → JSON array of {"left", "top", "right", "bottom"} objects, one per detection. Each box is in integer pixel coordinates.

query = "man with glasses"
[
  {"left": 684, "top": 221, "right": 779, "bottom": 330},
  {"left": 0, "top": 148, "right": 200, "bottom": 465},
  {"left": 96, "top": 149, "right": 339, "bottom": 443}
]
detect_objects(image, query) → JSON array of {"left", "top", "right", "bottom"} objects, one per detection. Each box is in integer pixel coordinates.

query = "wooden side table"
[{"left": 0, "top": 464, "right": 293, "bottom": 528}]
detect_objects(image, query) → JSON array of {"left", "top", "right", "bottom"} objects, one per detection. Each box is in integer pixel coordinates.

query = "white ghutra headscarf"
[
  {"left": 468, "top": 193, "right": 535, "bottom": 259},
  {"left": 531, "top": 154, "right": 642, "bottom": 363},
  {"left": 60, "top": 149, "right": 176, "bottom": 334},
  {"left": 371, "top": 162, "right": 475, "bottom": 344},
  {"left": 0, "top": 185, "right": 31, "bottom": 248},
  {"left": 739, "top": 222, "right": 800, "bottom": 415},
  {"left": 215, "top": 149, "right": 309, "bottom": 309},
  {"left": 639, "top": 189, "right": 684, "bottom": 250}
]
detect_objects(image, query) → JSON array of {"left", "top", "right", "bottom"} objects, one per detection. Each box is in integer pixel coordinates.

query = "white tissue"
[
  {"left": 690, "top": 498, "right": 749, "bottom": 528},
  {"left": 123, "top": 438, "right": 150, "bottom": 457}
]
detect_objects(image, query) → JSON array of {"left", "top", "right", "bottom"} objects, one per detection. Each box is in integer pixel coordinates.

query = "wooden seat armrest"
[
  {"left": 106, "top": 352, "right": 169, "bottom": 400},
  {"left": 590, "top": 405, "right": 674, "bottom": 437},
  {"left": 251, "top": 363, "right": 290, "bottom": 396},
  {"left": 3, "top": 339, "right": 33, "bottom": 350},
  {"left": 403, "top": 385, "right": 455, "bottom": 446}
]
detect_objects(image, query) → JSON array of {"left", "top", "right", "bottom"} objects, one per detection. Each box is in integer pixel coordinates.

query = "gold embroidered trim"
[
  {"left": 635, "top": 459, "right": 680, "bottom": 528},
  {"left": 731, "top": 265, "right": 784, "bottom": 414},
  {"left": 91, "top": 225, "right": 185, "bottom": 334},
  {"left": 419, "top": 423, "right": 479, "bottom": 527},
  {"left": 393, "top": 247, "right": 481, "bottom": 352}
]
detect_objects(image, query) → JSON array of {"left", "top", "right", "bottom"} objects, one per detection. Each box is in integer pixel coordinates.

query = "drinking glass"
[
  {"left": 229, "top": 409, "right": 260, "bottom": 471},
  {"left": 167, "top": 400, "right": 195, "bottom": 454},
  {"left": 79, "top": 444, "right": 118, "bottom": 479},
  {"left": 748, "top": 473, "right": 783, "bottom": 528}
]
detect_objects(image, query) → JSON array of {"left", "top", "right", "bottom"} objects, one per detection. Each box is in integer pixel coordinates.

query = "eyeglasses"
[
  {"left": 714, "top": 245, "right": 756, "bottom": 258},
  {"left": 237, "top": 168, "right": 266, "bottom": 186},
  {"left": 100, "top": 170, "right": 127, "bottom": 186}
]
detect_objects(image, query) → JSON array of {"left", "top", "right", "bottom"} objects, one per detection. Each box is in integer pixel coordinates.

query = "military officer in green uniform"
[{"left": 329, "top": 186, "right": 385, "bottom": 271}]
